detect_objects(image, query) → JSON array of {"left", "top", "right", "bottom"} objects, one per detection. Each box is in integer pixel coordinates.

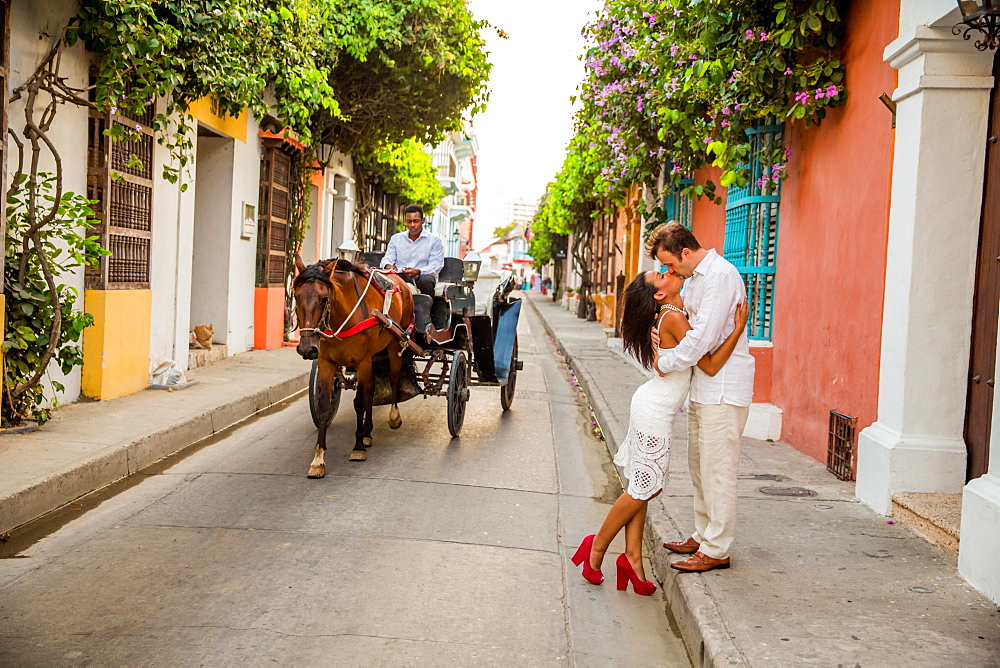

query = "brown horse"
[{"left": 292, "top": 256, "right": 415, "bottom": 475}]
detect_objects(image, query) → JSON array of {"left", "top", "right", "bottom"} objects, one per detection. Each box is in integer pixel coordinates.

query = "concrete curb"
[
  {"left": 527, "top": 296, "right": 745, "bottom": 668},
  {"left": 0, "top": 371, "right": 308, "bottom": 536}
]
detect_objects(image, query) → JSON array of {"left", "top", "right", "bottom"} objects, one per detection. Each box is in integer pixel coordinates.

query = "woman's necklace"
[{"left": 659, "top": 303, "right": 686, "bottom": 316}]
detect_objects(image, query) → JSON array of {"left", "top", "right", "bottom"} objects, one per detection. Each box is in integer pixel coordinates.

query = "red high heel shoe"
[
  {"left": 616, "top": 553, "right": 656, "bottom": 595},
  {"left": 570, "top": 535, "right": 604, "bottom": 585}
]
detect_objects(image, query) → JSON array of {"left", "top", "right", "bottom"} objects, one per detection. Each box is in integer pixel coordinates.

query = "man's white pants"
[{"left": 687, "top": 401, "right": 749, "bottom": 560}]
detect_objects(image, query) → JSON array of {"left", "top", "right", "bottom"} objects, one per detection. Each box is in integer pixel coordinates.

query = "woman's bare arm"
[{"left": 659, "top": 302, "right": 748, "bottom": 377}]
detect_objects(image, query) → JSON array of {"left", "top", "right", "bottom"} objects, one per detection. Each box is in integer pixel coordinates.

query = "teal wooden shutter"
[{"left": 724, "top": 123, "right": 782, "bottom": 340}]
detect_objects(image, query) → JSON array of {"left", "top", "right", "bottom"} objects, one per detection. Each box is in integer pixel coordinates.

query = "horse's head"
[{"left": 292, "top": 256, "right": 334, "bottom": 360}]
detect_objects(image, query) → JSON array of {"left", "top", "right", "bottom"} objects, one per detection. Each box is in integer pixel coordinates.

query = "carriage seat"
[{"left": 433, "top": 257, "right": 466, "bottom": 296}]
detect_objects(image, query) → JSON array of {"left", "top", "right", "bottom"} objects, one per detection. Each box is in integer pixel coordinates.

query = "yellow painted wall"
[
  {"left": 188, "top": 97, "right": 248, "bottom": 143},
  {"left": 82, "top": 290, "right": 152, "bottom": 400}
]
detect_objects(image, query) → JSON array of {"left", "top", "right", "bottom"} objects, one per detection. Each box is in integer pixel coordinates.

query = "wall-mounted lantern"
[{"left": 954, "top": 0, "right": 1000, "bottom": 50}]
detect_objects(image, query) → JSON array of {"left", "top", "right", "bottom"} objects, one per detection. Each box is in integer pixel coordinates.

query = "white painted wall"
[
  {"left": 8, "top": 0, "right": 90, "bottom": 406},
  {"left": 225, "top": 121, "right": 261, "bottom": 353},
  {"left": 325, "top": 150, "right": 355, "bottom": 256},
  {"left": 148, "top": 114, "right": 197, "bottom": 372}
]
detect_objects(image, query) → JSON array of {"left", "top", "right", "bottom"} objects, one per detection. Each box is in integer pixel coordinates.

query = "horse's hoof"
[
  {"left": 307, "top": 464, "right": 326, "bottom": 478},
  {"left": 389, "top": 407, "right": 402, "bottom": 429},
  {"left": 349, "top": 450, "right": 367, "bottom": 462},
  {"left": 362, "top": 437, "right": 373, "bottom": 447}
]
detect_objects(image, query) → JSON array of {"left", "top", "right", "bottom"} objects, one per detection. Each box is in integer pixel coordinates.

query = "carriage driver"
[{"left": 382, "top": 204, "right": 445, "bottom": 296}]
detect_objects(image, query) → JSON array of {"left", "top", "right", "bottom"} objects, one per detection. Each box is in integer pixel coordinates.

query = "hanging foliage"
[{"left": 542, "top": 0, "right": 846, "bottom": 224}]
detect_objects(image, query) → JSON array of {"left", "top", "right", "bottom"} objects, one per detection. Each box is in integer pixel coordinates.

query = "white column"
[
  {"left": 959, "top": 308, "right": 1000, "bottom": 604},
  {"left": 856, "top": 26, "right": 995, "bottom": 514}
]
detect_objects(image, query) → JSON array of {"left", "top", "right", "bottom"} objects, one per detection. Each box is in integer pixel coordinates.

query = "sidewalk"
[
  {"left": 526, "top": 293, "right": 1000, "bottom": 666},
  {"left": 0, "top": 347, "right": 310, "bottom": 536}
]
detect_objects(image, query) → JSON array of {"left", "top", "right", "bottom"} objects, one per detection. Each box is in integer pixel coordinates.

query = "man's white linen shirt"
[
  {"left": 656, "top": 249, "right": 755, "bottom": 407},
  {"left": 382, "top": 229, "right": 445, "bottom": 280}
]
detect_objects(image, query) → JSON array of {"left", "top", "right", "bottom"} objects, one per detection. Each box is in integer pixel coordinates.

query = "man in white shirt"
[
  {"left": 649, "top": 222, "right": 755, "bottom": 573},
  {"left": 382, "top": 204, "right": 445, "bottom": 296}
]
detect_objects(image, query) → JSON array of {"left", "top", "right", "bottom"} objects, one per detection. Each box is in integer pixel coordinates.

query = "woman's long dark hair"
[{"left": 619, "top": 271, "right": 659, "bottom": 370}]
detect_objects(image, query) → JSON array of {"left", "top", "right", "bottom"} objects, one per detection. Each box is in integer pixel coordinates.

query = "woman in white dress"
[{"left": 571, "top": 269, "right": 747, "bottom": 594}]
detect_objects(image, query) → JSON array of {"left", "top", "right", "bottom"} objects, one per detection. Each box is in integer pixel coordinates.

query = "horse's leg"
[
  {"left": 308, "top": 358, "right": 336, "bottom": 478},
  {"left": 350, "top": 359, "right": 375, "bottom": 462},
  {"left": 388, "top": 342, "right": 403, "bottom": 429}
]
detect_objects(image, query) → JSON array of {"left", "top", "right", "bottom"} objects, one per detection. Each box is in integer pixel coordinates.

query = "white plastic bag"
[{"left": 150, "top": 360, "right": 187, "bottom": 387}]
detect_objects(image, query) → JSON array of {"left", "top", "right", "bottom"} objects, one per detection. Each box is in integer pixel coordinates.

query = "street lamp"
[
  {"left": 954, "top": 0, "right": 1000, "bottom": 50},
  {"left": 337, "top": 239, "right": 361, "bottom": 263}
]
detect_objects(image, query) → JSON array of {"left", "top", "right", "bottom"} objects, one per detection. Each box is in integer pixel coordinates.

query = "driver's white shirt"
[
  {"left": 655, "top": 249, "right": 755, "bottom": 406},
  {"left": 382, "top": 228, "right": 444, "bottom": 280}
]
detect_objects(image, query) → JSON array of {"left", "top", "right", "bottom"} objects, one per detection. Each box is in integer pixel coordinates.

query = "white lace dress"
[{"left": 614, "top": 354, "right": 692, "bottom": 501}]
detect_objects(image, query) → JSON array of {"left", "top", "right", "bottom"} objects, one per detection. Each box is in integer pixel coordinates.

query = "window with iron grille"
[
  {"left": 85, "top": 71, "right": 155, "bottom": 290},
  {"left": 256, "top": 144, "right": 297, "bottom": 287},
  {"left": 827, "top": 410, "right": 857, "bottom": 481},
  {"left": 723, "top": 123, "right": 783, "bottom": 340}
]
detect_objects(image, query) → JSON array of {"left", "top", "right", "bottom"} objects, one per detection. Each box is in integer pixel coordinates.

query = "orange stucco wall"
[
  {"left": 683, "top": 1, "right": 899, "bottom": 462},
  {"left": 254, "top": 287, "right": 286, "bottom": 349},
  {"left": 691, "top": 166, "right": 726, "bottom": 253},
  {"left": 770, "top": 0, "right": 899, "bottom": 461}
]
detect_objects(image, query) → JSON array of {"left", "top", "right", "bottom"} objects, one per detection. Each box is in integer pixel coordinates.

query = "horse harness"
[{"left": 299, "top": 268, "right": 406, "bottom": 340}]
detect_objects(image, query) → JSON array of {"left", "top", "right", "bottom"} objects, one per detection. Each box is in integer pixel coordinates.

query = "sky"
[{"left": 465, "top": 0, "right": 603, "bottom": 250}]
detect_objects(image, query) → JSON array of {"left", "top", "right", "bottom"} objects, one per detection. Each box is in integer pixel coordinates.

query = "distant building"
[{"left": 427, "top": 126, "right": 478, "bottom": 259}]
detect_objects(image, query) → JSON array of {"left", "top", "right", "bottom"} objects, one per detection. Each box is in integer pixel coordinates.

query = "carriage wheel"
[
  {"left": 500, "top": 336, "right": 519, "bottom": 411},
  {"left": 447, "top": 350, "right": 470, "bottom": 437},
  {"left": 309, "top": 359, "right": 342, "bottom": 428}
]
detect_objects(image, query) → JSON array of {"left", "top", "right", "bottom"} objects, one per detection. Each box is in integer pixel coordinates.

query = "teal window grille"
[{"left": 724, "top": 123, "right": 783, "bottom": 340}]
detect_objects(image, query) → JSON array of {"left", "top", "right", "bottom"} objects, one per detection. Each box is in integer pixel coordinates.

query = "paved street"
[{"left": 0, "top": 306, "right": 689, "bottom": 666}]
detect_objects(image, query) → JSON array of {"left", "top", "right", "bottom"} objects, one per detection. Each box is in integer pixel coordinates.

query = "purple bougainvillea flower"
[
  {"left": 825, "top": 85, "right": 839, "bottom": 97},
  {"left": 704, "top": 137, "right": 713, "bottom": 144},
  {"left": 815, "top": 88, "right": 826, "bottom": 98},
  {"left": 794, "top": 91, "right": 809, "bottom": 104},
  {"left": 745, "top": 29, "right": 754, "bottom": 39},
  {"left": 734, "top": 102, "right": 742, "bottom": 110},
  {"left": 759, "top": 31, "right": 768, "bottom": 41},
  {"left": 784, "top": 68, "right": 793, "bottom": 75},
  {"left": 722, "top": 107, "right": 731, "bottom": 115}
]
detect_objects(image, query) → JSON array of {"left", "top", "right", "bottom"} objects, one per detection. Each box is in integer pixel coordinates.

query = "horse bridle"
[{"left": 298, "top": 269, "right": 376, "bottom": 340}]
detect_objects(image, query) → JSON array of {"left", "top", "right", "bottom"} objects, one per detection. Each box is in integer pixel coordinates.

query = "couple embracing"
[{"left": 571, "top": 222, "right": 755, "bottom": 595}]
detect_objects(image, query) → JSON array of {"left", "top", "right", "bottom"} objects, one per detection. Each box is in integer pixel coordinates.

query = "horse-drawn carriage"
[{"left": 292, "top": 250, "right": 522, "bottom": 475}]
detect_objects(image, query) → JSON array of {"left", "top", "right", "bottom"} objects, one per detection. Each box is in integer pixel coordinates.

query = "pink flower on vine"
[
  {"left": 721, "top": 120, "right": 731, "bottom": 127},
  {"left": 745, "top": 29, "right": 755, "bottom": 40},
  {"left": 795, "top": 91, "right": 810, "bottom": 104},
  {"left": 784, "top": 68, "right": 793, "bottom": 75},
  {"left": 759, "top": 31, "right": 768, "bottom": 41},
  {"left": 734, "top": 102, "right": 742, "bottom": 110},
  {"left": 721, "top": 107, "right": 731, "bottom": 115},
  {"left": 704, "top": 137, "right": 713, "bottom": 145},
  {"left": 825, "top": 85, "right": 839, "bottom": 98},
  {"left": 671, "top": 164, "right": 682, "bottom": 174}
]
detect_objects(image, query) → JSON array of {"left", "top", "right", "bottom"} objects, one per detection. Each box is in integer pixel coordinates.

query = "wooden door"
[{"left": 965, "top": 54, "right": 1000, "bottom": 481}]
